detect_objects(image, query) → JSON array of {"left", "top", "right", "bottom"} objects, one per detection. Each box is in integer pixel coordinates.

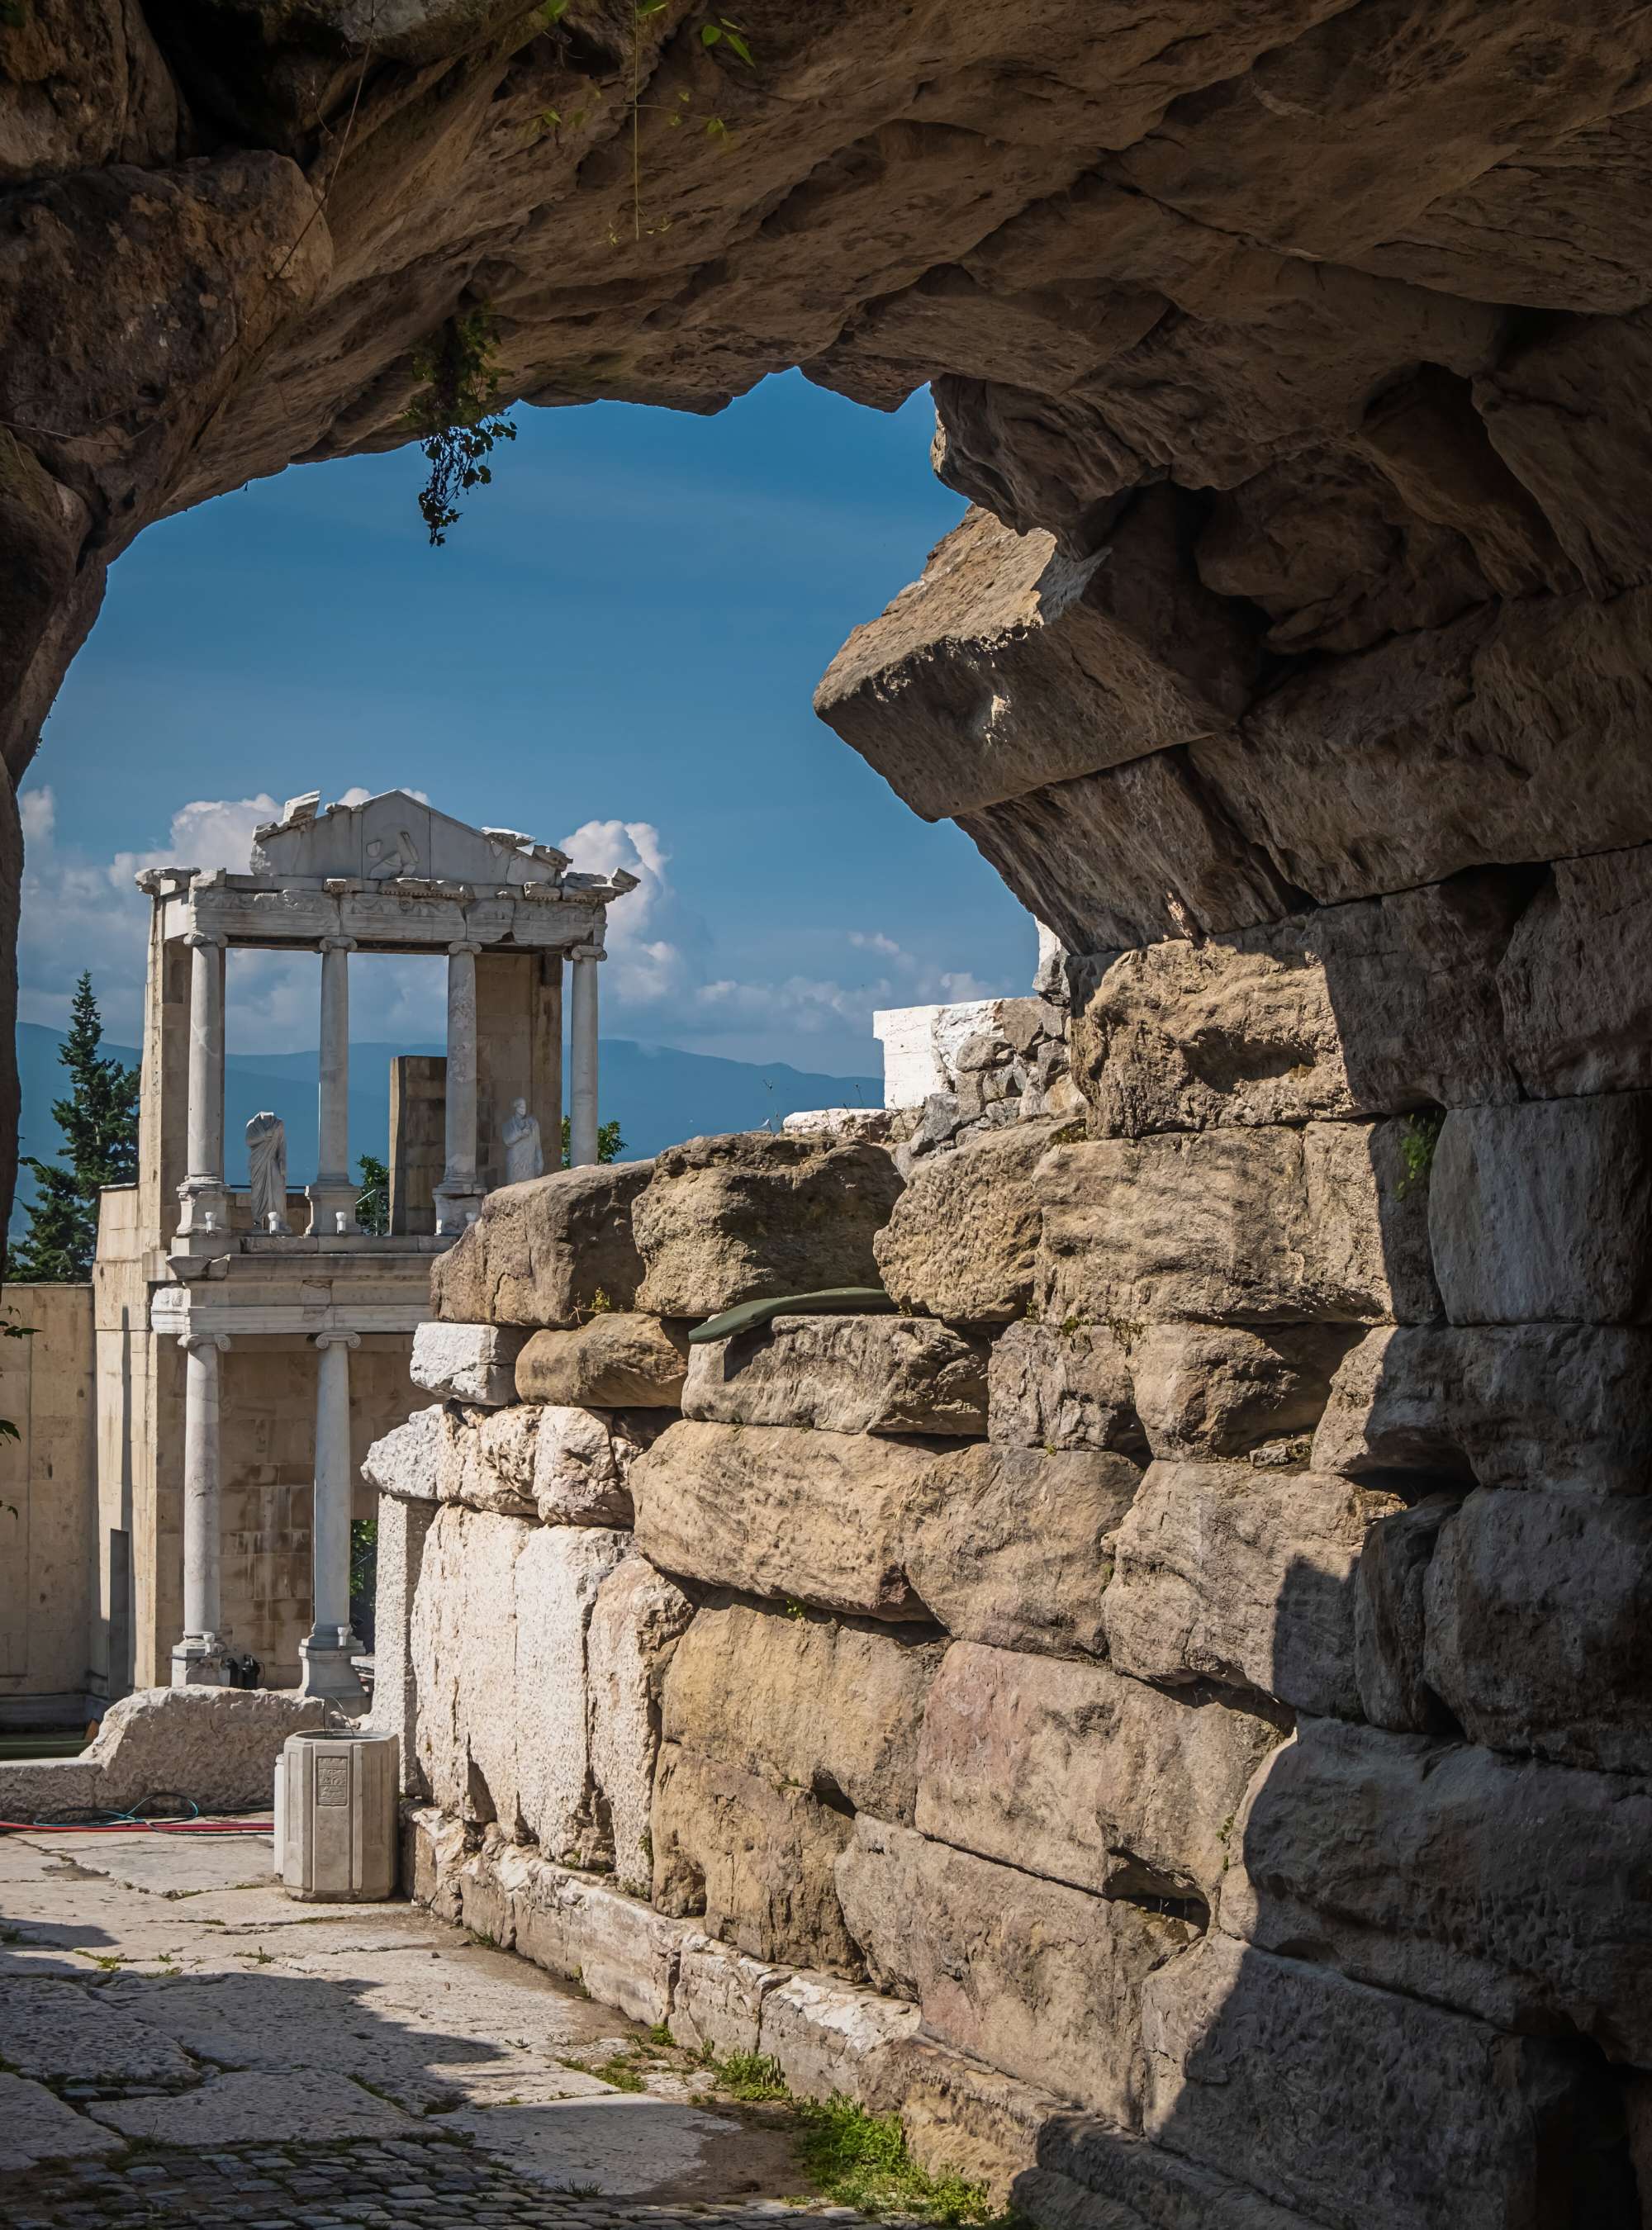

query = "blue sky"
[{"left": 21, "top": 372, "right": 1033, "bottom": 1075}]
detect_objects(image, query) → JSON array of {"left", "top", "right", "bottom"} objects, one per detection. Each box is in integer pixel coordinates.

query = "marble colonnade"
[{"left": 150, "top": 791, "right": 634, "bottom": 1694}]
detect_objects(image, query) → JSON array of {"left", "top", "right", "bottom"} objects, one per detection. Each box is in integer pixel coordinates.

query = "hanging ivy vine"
[
  {"left": 404, "top": 9, "right": 757, "bottom": 543},
  {"left": 404, "top": 308, "right": 518, "bottom": 546}
]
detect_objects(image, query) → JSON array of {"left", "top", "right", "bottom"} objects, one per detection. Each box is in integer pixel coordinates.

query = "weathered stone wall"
[
  {"left": 379, "top": 1116, "right": 1651, "bottom": 2228},
  {"left": 0, "top": 1280, "right": 95, "bottom": 1725},
  {"left": 11, "top": 2, "right": 1652, "bottom": 1253}
]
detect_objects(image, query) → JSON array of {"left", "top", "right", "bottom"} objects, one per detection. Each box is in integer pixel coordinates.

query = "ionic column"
[
  {"left": 171, "top": 1332, "right": 231, "bottom": 1686},
  {"left": 306, "top": 936, "right": 358, "bottom": 1236},
  {"left": 569, "top": 947, "right": 602, "bottom": 1168},
  {"left": 177, "top": 931, "right": 229, "bottom": 1236},
  {"left": 297, "top": 1331, "right": 365, "bottom": 1705},
  {"left": 434, "top": 939, "right": 483, "bottom": 1235}
]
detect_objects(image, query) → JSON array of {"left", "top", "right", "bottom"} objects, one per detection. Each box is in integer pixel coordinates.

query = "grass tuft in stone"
[
  {"left": 560, "top": 2052, "right": 648, "bottom": 2093},
  {"left": 705, "top": 2054, "right": 1014, "bottom": 2225},
  {"left": 710, "top": 2051, "right": 790, "bottom": 2102},
  {"left": 792, "top": 2095, "right": 1004, "bottom": 2225}
]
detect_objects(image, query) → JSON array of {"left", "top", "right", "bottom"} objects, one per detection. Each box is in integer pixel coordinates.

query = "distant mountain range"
[{"left": 12, "top": 1023, "right": 881, "bottom": 1227}]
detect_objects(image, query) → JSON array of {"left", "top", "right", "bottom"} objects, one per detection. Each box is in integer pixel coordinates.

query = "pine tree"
[{"left": 12, "top": 975, "right": 140, "bottom": 1283}]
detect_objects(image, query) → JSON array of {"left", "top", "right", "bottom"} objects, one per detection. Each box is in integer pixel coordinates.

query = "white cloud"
[
  {"left": 17, "top": 783, "right": 449, "bottom": 1050},
  {"left": 17, "top": 785, "right": 1005, "bottom": 1067}
]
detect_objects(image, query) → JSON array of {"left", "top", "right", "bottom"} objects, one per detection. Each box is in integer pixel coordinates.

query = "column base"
[
  {"left": 306, "top": 1183, "right": 360, "bottom": 1238},
  {"left": 176, "top": 1178, "right": 231, "bottom": 1238},
  {"left": 298, "top": 1631, "right": 368, "bottom": 1706},
  {"left": 170, "top": 1637, "right": 229, "bottom": 1688},
  {"left": 433, "top": 1185, "right": 485, "bottom": 1238}
]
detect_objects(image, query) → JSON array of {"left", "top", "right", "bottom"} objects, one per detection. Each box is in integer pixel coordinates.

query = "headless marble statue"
[
  {"left": 502, "top": 1098, "right": 544, "bottom": 1184},
  {"left": 247, "top": 1111, "right": 289, "bottom": 1234}
]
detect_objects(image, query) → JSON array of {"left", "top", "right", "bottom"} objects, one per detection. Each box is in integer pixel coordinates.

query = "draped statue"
[
  {"left": 501, "top": 1098, "right": 544, "bottom": 1184},
  {"left": 246, "top": 1112, "right": 289, "bottom": 1234}
]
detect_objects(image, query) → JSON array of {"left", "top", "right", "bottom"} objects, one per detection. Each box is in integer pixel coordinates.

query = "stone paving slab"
[
  {"left": 24, "top": 1834, "right": 280, "bottom": 1900},
  {"left": 88, "top": 2066, "right": 416, "bottom": 2145},
  {"left": 0, "top": 1829, "right": 896, "bottom": 2223},
  {"left": 0, "top": 2071, "right": 121, "bottom": 2175},
  {"left": 0, "top": 1976, "right": 194, "bottom": 2084}
]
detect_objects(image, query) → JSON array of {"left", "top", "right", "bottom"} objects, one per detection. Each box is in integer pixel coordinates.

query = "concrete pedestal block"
[{"left": 278, "top": 1728, "right": 399, "bottom": 1902}]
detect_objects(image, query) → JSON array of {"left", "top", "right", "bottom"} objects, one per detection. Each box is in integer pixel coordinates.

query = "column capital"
[
  {"left": 311, "top": 1331, "right": 361, "bottom": 1351},
  {"left": 319, "top": 935, "right": 358, "bottom": 953},
  {"left": 571, "top": 942, "right": 606, "bottom": 963},
  {"left": 178, "top": 1331, "right": 232, "bottom": 1354},
  {"left": 448, "top": 939, "right": 483, "bottom": 957},
  {"left": 183, "top": 929, "right": 227, "bottom": 951}
]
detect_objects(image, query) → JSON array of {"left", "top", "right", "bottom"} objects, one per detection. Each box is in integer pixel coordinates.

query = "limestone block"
[
  {"left": 1025, "top": 2119, "right": 1327, "bottom": 2230},
  {"left": 782, "top": 1108, "right": 900, "bottom": 1144},
  {"left": 1222, "top": 1716, "right": 1652, "bottom": 2064},
  {"left": 905, "top": 1445, "right": 1142, "bottom": 1659},
  {"left": 430, "top": 1160, "right": 653, "bottom": 1328},
  {"left": 409, "top": 1505, "right": 627, "bottom": 1852},
  {"left": 0, "top": 2071, "right": 121, "bottom": 2172},
  {"left": 669, "top": 1937, "right": 785, "bottom": 2057},
  {"left": 1312, "top": 1321, "right": 1652, "bottom": 1492},
  {"left": 1353, "top": 1494, "right": 1464, "bottom": 1734},
  {"left": 515, "top": 1313, "right": 690, "bottom": 1407},
  {"left": 682, "top": 1312, "right": 988, "bottom": 1436},
  {"left": 661, "top": 1600, "right": 945, "bottom": 1826},
  {"left": 651, "top": 1742, "right": 862, "bottom": 1977},
  {"left": 1127, "top": 1323, "right": 1355, "bottom": 1461},
  {"left": 814, "top": 497, "right": 1256, "bottom": 822},
  {"left": 630, "top": 1420, "right": 956, "bottom": 1621},
  {"left": 985, "top": 1320, "right": 1144, "bottom": 1454},
  {"left": 0, "top": 1686, "right": 324, "bottom": 1824},
  {"left": 1423, "top": 1487, "right": 1652, "bottom": 1774},
  {"left": 477, "top": 1836, "right": 683, "bottom": 2026},
  {"left": 1070, "top": 876, "right": 1520, "bottom": 1136},
  {"left": 369, "top": 1491, "right": 437, "bottom": 1799},
  {"left": 433, "top": 1401, "right": 539, "bottom": 1515},
  {"left": 1195, "top": 588, "right": 1652, "bottom": 912},
  {"left": 411, "top": 1321, "right": 526, "bottom": 1406},
  {"left": 1037, "top": 1122, "right": 1439, "bottom": 1329},
  {"left": 915, "top": 1642, "right": 1282, "bottom": 1905},
  {"left": 756, "top": 1971, "right": 922, "bottom": 2104},
  {"left": 587, "top": 1553, "right": 695, "bottom": 1897},
  {"left": 533, "top": 1404, "right": 660, "bottom": 1526},
  {"left": 876, "top": 1119, "right": 1068, "bottom": 1323},
  {"left": 363, "top": 1402, "right": 445, "bottom": 1502},
  {"left": 835, "top": 1816, "right": 1194, "bottom": 2123},
  {"left": 1498, "top": 846, "right": 1652, "bottom": 1095},
  {"left": 633, "top": 1422, "right": 1135, "bottom": 1654},
  {"left": 1430, "top": 1096, "right": 1652, "bottom": 1322},
  {"left": 632, "top": 1133, "right": 903, "bottom": 1317},
  {"left": 857, "top": 2038, "right": 1058, "bottom": 2211},
  {"left": 1140, "top": 1931, "right": 1602, "bottom": 2230},
  {"left": 1102, "top": 1461, "right": 1405, "bottom": 1717},
  {"left": 960, "top": 744, "right": 1303, "bottom": 956}
]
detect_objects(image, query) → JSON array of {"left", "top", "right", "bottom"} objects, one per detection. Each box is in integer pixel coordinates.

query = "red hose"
[{"left": 0, "top": 1818, "right": 273, "bottom": 1834}]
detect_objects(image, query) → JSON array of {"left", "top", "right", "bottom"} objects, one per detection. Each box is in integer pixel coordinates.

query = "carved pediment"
[{"left": 250, "top": 791, "right": 571, "bottom": 887}]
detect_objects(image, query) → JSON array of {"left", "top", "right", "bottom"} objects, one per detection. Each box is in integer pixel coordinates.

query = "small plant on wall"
[
  {"left": 404, "top": 309, "right": 518, "bottom": 546},
  {"left": 529, "top": 2, "right": 755, "bottom": 244}
]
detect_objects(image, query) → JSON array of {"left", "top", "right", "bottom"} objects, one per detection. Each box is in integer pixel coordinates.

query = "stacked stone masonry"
[{"left": 375, "top": 1061, "right": 1652, "bottom": 2230}]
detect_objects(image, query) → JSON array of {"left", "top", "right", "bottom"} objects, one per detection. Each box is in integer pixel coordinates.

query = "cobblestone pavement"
[
  {"left": 7, "top": 2133, "right": 882, "bottom": 2230},
  {"left": 0, "top": 1829, "right": 885, "bottom": 2228}
]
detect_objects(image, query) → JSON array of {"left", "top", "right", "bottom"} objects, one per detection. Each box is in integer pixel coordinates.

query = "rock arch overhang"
[{"left": 5, "top": 1, "right": 1652, "bottom": 1184}]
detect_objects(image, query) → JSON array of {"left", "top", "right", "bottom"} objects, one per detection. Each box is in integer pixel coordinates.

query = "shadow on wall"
[{"left": 1047, "top": 873, "right": 1652, "bottom": 2225}]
